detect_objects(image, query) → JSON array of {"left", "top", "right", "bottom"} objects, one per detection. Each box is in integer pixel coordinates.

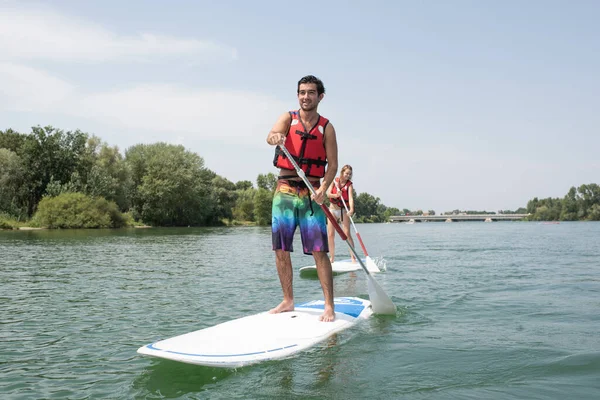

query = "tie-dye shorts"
[{"left": 272, "top": 179, "right": 328, "bottom": 255}]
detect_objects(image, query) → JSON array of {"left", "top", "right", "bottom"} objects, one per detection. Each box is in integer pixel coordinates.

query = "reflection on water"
[
  {"left": 315, "top": 335, "right": 339, "bottom": 387},
  {"left": 133, "top": 360, "right": 235, "bottom": 397}
]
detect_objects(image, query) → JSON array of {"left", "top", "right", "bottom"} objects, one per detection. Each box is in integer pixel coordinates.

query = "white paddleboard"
[
  {"left": 299, "top": 257, "right": 380, "bottom": 276},
  {"left": 137, "top": 297, "right": 372, "bottom": 368}
]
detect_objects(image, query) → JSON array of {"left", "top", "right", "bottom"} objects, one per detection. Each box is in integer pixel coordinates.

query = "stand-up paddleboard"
[
  {"left": 137, "top": 297, "right": 372, "bottom": 368},
  {"left": 300, "top": 257, "right": 380, "bottom": 277}
]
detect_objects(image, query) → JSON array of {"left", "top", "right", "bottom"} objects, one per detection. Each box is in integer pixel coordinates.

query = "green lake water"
[{"left": 1, "top": 222, "right": 599, "bottom": 399}]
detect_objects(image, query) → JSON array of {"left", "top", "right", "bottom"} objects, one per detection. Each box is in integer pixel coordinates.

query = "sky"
[{"left": 1, "top": 0, "right": 599, "bottom": 213}]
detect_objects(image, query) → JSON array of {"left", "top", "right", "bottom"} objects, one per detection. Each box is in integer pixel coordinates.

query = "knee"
[
  {"left": 313, "top": 251, "right": 328, "bottom": 262},
  {"left": 275, "top": 250, "right": 290, "bottom": 261}
]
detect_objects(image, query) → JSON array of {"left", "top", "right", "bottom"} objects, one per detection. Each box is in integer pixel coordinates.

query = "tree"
[
  {"left": 588, "top": 204, "right": 600, "bottom": 221},
  {"left": 125, "top": 143, "right": 214, "bottom": 226},
  {"left": 256, "top": 173, "right": 277, "bottom": 191},
  {"left": 560, "top": 187, "right": 578, "bottom": 221},
  {"left": 524, "top": 183, "right": 600, "bottom": 221},
  {"left": 233, "top": 188, "right": 255, "bottom": 222},
  {"left": 527, "top": 197, "right": 561, "bottom": 221},
  {"left": 0, "top": 129, "right": 27, "bottom": 154},
  {"left": 254, "top": 188, "right": 272, "bottom": 225},
  {"left": 32, "top": 192, "right": 128, "bottom": 229},
  {"left": 374, "top": 204, "right": 388, "bottom": 222},
  {"left": 0, "top": 149, "right": 27, "bottom": 218},
  {"left": 210, "top": 175, "right": 237, "bottom": 223},
  {"left": 235, "top": 180, "right": 253, "bottom": 191},
  {"left": 383, "top": 207, "right": 400, "bottom": 221},
  {"left": 85, "top": 140, "right": 132, "bottom": 211},
  {"left": 19, "top": 126, "right": 89, "bottom": 217},
  {"left": 354, "top": 192, "right": 381, "bottom": 222},
  {"left": 124, "top": 143, "right": 151, "bottom": 217},
  {"left": 526, "top": 198, "right": 539, "bottom": 215},
  {"left": 578, "top": 183, "right": 600, "bottom": 220},
  {"left": 253, "top": 173, "right": 276, "bottom": 225}
]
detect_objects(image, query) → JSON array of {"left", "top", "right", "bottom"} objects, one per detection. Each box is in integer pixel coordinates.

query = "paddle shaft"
[
  {"left": 277, "top": 145, "right": 370, "bottom": 276},
  {"left": 334, "top": 181, "right": 369, "bottom": 257}
]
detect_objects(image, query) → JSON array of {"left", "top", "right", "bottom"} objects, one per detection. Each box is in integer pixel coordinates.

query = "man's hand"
[
  {"left": 312, "top": 186, "right": 325, "bottom": 205},
  {"left": 267, "top": 132, "right": 285, "bottom": 146}
]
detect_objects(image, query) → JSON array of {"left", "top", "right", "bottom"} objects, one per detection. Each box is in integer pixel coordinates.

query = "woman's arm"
[
  {"left": 326, "top": 180, "right": 338, "bottom": 198},
  {"left": 347, "top": 184, "right": 355, "bottom": 216},
  {"left": 327, "top": 177, "right": 342, "bottom": 198}
]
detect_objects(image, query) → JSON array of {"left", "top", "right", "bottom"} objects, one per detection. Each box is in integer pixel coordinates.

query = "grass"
[{"left": 0, "top": 214, "right": 31, "bottom": 230}]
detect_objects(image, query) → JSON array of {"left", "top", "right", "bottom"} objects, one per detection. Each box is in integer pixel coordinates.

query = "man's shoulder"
[
  {"left": 318, "top": 114, "right": 331, "bottom": 127},
  {"left": 277, "top": 111, "right": 294, "bottom": 122}
]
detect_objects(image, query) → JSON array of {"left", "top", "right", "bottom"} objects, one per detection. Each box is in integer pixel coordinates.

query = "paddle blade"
[
  {"left": 365, "top": 256, "right": 381, "bottom": 273},
  {"left": 367, "top": 275, "right": 396, "bottom": 315}
]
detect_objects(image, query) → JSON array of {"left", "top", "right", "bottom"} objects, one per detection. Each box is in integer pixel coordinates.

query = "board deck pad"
[
  {"left": 137, "top": 297, "right": 372, "bottom": 368},
  {"left": 299, "top": 257, "right": 381, "bottom": 276}
]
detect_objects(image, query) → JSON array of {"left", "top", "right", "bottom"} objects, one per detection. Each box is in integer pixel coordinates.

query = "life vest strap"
[
  {"left": 297, "top": 157, "right": 327, "bottom": 167},
  {"left": 294, "top": 130, "right": 317, "bottom": 140}
]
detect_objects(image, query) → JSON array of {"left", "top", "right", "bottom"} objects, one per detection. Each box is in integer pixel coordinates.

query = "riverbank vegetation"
[
  {"left": 525, "top": 184, "right": 600, "bottom": 221},
  {"left": 0, "top": 126, "right": 399, "bottom": 228},
  {"left": 4, "top": 127, "right": 597, "bottom": 228}
]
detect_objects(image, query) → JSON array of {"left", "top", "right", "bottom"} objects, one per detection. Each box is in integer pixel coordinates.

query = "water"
[{"left": 1, "top": 222, "right": 599, "bottom": 399}]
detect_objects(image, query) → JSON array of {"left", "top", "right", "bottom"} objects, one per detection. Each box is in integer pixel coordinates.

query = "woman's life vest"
[
  {"left": 273, "top": 110, "right": 328, "bottom": 178},
  {"left": 330, "top": 177, "right": 352, "bottom": 208}
]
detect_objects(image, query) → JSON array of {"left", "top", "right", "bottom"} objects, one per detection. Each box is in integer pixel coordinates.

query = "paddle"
[
  {"left": 277, "top": 144, "right": 396, "bottom": 315},
  {"left": 333, "top": 180, "right": 379, "bottom": 272}
]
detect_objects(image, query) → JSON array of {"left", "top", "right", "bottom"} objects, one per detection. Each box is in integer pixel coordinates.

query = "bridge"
[{"left": 389, "top": 214, "right": 530, "bottom": 222}]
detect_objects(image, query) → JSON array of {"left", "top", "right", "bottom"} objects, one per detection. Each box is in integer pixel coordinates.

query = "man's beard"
[{"left": 300, "top": 102, "right": 318, "bottom": 112}]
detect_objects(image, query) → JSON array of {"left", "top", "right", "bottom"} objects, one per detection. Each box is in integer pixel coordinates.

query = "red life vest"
[
  {"left": 273, "top": 110, "right": 328, "bottom": 178},
  {"left": 330, "top": 177, "right": 352, "bottom": 208}
]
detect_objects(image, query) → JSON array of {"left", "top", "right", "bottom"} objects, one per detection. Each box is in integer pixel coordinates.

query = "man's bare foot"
[
  {"left": 319, "top": 305, "right": 335, "bottom": 322},
  {"left": 269, "top": 299, "right": 294, "bottom": 314}
]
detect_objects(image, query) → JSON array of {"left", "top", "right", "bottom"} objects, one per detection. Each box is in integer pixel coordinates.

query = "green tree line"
[
  {"left": 0, "top": 126, "right": 399, "bottom": 228},
  {"left": 525, "top": 184, "right": 600, "bottom": 221}
]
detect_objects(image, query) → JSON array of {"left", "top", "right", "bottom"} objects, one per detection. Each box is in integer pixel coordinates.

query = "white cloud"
[
  {"left": 0, "top": 4, "right": 237, "bottom": 63},
  {"left": 0, "top": 3, "right": 286, "bottom": 184},
  {"left": 0, "top": 63, "right": 285, "bottom": 146},
  {"left": 0, "top": 62, "right": 75, "bottom": 111},
  {"left": 76, "top": 84, "right": 285, "bottom": 144}
]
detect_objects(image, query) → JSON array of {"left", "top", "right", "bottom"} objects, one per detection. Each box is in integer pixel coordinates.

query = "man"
[{"left": 266, "top": 75, "right": 339, "bottom": 322}]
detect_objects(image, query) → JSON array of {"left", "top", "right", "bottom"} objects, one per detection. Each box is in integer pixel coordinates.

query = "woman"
[{"left": 327, "top": 164, "right": 356, "bottom": 263}]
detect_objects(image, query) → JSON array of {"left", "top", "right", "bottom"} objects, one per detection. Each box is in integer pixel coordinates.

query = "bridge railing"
[{"left": 389, "top": 214, "right": 530, "bottom": 222}]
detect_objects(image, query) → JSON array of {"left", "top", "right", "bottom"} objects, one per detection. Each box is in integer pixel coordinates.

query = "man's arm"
[
  {"left": 314, "top": 123, "right": 338, "bottom": 203},
  {"left": 266, "top": 112, "right": 292, "bottom": 146}
]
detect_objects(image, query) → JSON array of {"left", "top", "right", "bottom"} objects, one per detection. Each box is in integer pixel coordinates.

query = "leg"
[
  {"left": 270, "top": 182, "right": 298, "bottom": 314},
  {"left": 313, "top": 251, "right": 335, "bottom": 322},
  {"left": 297, "top": 189, "right": 334, "bottom": 322},
  {"left": 342, "top": 212, "right": 356, "bottom": 262},
  {"left": 269, "top": 250, "right": 295, "bottom": 313}
]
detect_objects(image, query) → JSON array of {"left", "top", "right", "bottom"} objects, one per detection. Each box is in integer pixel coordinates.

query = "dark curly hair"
[{"left": 297, "top": 75, "right": 325, "bottom": 95}]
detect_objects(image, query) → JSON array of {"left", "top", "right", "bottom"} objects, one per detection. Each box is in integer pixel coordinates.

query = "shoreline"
[{"left": 2, "top": 225, "right": 153, "bottom": 231}]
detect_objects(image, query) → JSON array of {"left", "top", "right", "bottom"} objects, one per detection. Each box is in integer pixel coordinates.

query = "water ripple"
[{"left": 1, "top": 223, "right": 599, "bottom": 399}]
